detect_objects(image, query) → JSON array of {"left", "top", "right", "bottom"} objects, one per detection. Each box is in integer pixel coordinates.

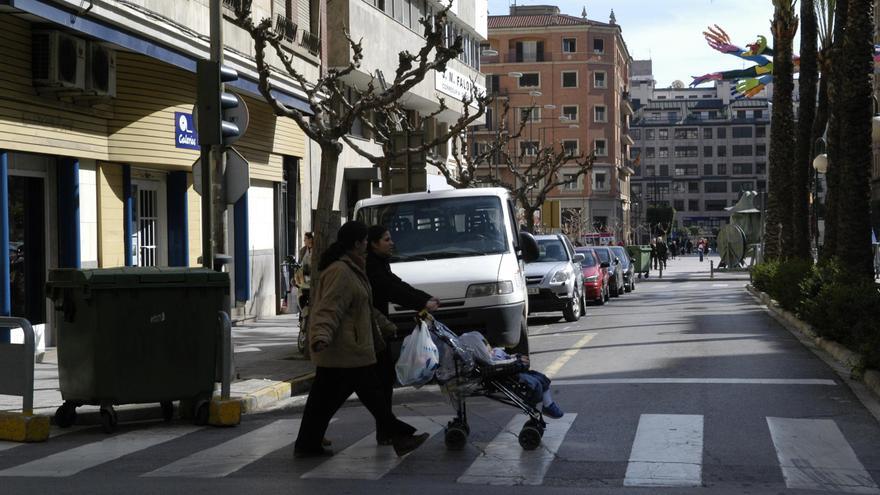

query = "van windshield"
[{"left": 357, "top": 196, "right": 509, "bottom": 262}]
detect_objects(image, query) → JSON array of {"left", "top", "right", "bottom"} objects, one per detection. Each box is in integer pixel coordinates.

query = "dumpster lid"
[{"left": 47, "top": 267, "right": 229, "bottom": 287}]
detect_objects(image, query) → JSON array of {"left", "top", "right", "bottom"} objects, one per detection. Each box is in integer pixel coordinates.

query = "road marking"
[
  {"left": 300, "top": 416, "right": 444, "bottom": 480},
  {"left": 767, "top": 417, "right": 880, "bottom": 493},
  {"left": 457, "top": 413, "right": 576, "bottom": 485},
  {"left": 624, "top": 414, "right": 703, "bottom": 487},
  {"left": 553, "top": 378, "right": 837, "bottom": 386},
  {"left": 143, "top": 419, "right": 301, "bottom": 478},
  {"left": 711, "top": 284, "right": 729, "bottom": 287},
  {"left": 542, "top": 333, "right": 595, "bottom": 379},
  {"left": 0, "top": 425, "right": 200, "bottom": 477}
]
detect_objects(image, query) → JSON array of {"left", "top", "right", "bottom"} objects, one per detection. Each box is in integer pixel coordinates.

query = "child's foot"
[{"left": 542, "top": 402, "right": 564, "bottom": 419}]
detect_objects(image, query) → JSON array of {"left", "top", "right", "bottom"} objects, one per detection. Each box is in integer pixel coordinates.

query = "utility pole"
[{"left": 202, "top": 0, "right": 226, "bottom": 269}]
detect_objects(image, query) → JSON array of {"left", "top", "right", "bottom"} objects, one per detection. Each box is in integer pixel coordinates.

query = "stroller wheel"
[
  {"left": 518, "top": 424, "right": 543, "bottom": 450},
  {"left": 445, "top": 424, "right": 469, "bottom": 451}
]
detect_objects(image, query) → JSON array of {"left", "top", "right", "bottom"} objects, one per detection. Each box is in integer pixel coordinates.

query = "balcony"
[
  {"left": 299, "top": 30, "right": 320, "bottom": 55},
  {"left": 274, "top": 14, "right": 298, "bottom": 43}
]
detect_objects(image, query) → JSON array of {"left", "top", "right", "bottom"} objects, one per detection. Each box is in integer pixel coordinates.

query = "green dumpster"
[
  {"left": 46, "top": 267, "right": 229, "bottom": 432},
  {"left": 626, "top": 245, "right": 652, "bottom": 278}
]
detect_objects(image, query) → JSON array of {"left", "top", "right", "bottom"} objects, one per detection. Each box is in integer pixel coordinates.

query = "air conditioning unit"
[
  {"left": 32, "top": 30, "right": 86, "bottom": 90},
  {"left": 85, "top": 42, "right": 117, "bottom": 97}
]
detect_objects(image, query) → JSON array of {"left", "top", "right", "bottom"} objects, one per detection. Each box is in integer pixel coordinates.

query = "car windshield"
[
  {"left": 611, "top": 247, "right": 630, "bottom": 267},
  {"left": 536, "top": 239, "right": 567, "bottom": 262},
  {"left": 356, "top": 196, "right": 508, "bottom": 262},
  {"left": 579, "top": 252, "right": 597, "bottom": 267}
]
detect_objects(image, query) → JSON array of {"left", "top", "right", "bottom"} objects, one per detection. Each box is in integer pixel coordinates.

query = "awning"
[{"left": 344, "top": 167, "right": 381, "bottom": 182}]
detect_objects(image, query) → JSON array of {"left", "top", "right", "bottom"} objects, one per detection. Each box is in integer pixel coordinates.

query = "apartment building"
[
  {"left": 1, "top": 0, "right": 322, "bottom": 347},
  {"left": 327, "top": 0, "right": 487, "bottom": 207},
  {"left": 477, "top": 5, "right": 632, "bottom": 241},
  {"left": 629, "top": 61, "right": 770, "bottom": 242}
]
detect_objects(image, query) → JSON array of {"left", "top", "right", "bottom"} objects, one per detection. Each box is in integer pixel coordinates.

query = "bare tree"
[{"left": 231, "top": 1, "right": 486, "bottom": 264}]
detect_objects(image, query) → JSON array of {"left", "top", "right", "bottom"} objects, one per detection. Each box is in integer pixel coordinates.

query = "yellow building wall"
[
  {"left": 97, "top": 162, "right": 126, "bottom": 267},
  {"left": 187, "top": 174, "right": 203, "bottom": 267},
  {"left": 0, "top": 15, "right": 110, "bottom": 159}
]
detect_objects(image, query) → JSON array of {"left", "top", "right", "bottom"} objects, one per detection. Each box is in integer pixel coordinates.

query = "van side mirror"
[
  {"left": 573, "top": 253, "right": 585, "bottom": 263},
  {"left": 600, "top": 261, "right": 610, "bottom": 268},
  {"left": 519, "top": 231, "right": 539, "bottom": 262}
]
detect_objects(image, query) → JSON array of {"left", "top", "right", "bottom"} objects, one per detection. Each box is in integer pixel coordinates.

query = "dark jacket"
[{"left": 366, "top": 250, "right": 432, "bottom": 317}]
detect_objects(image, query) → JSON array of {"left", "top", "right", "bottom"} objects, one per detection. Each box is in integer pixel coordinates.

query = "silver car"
[{"left": 524, "top": 234, "right": 585, "bottom": 322}]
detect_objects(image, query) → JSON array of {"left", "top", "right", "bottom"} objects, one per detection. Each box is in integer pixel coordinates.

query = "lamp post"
[{"left": 812, "top": 137, "right": 828, "bottom": 257}]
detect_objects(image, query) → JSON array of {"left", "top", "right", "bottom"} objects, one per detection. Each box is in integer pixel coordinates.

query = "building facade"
[
  {"left": 476, "top": 5, "right": 632, "bottom": 242},
  {"left": 629, "top": 61, "right": 770, "bottom": 244},
  {"left": 1, "top": 0, "right": 322, "bottom": 348}
]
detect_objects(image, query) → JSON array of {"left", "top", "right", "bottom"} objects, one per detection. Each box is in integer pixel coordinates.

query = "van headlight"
[
  {"left": 467, "top": 281, "right": 514, "bottom": 297},
  {"left": 550, "top": 268, "right": 572, "bottom": 284}
]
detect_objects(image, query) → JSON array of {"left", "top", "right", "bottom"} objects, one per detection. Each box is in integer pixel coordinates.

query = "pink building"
[{"left": 477, "top": 5, "right": 633, "bottom": 241}]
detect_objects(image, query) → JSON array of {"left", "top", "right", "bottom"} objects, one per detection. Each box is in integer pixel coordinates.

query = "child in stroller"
[{"left": 425, "top": 315, "right": 563, "bottom": 451}]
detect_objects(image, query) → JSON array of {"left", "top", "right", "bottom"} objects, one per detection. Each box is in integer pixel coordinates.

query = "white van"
[{"left": 354, "top": 188, "right": 538, "bottom": 352}]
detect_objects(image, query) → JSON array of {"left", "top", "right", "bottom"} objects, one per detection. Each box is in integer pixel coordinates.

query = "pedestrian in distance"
[
  {"left": 366, "top": 224, "right": 440, "bottom": 445},
  {"left": 650, "top": 239, "right": 658, "bottom": 270},
  {"left": 656, "top": 237, "right": 668, "bottom": 270},
  {"left": 293, "top": 220, "right": 429, "bottom": 459},
  {"left": 294, "top": 232, "right": 313, "bottom": 314}
]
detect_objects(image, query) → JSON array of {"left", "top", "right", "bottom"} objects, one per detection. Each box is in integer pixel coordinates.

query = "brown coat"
[{"left": 307, "top": 254, "right": 396, "bottom": 368}]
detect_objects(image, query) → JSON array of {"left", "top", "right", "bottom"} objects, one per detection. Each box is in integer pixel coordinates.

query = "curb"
[
  {"left": 236, "top": 372, "right": 315, "bottom": 413},
  {"left": 745, "top": 284, "right": 880, "bottom": 402}
]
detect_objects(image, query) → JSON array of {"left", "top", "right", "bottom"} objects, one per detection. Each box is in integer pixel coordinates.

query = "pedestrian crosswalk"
[{"left": 0, "top": 412, "right": 877, "bottom": 492}]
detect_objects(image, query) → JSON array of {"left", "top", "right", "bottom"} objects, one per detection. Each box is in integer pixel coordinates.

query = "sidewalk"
[
  {"left": 638, "top": 252, "right": 752, "bottom": 282},
  {"left": 0, "top": 313, "right": 315, "bottom": 423}
]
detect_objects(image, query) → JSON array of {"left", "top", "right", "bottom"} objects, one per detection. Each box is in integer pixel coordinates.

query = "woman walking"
[
  {"left": 366, "top": 225, "right": 439, "bottom": 444},
  {"left": 294, "top": 221, "right": 429, "bottom": 458}
]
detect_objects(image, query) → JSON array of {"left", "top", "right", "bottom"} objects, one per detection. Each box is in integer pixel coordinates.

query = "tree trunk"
[
  {"left": 764, "top": 1, "right": 798, "bottom": 260},
  {"left": 821, "top": 0, "right": 850, "bottom": 261},
  {"left": 836, "top": 0, "right": 875, "bottom": 279},
  {"left": 311, "top": 141, "right": 344, "bottom": 279},
  {"left": 791, "top": 0, "right": 818, "bottom": 260}
]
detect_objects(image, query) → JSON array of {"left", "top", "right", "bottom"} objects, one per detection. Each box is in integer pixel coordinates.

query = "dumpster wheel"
[
  {"left": 100, "top": 406, "right": 118, "bottom": 434},
  {"left": 194, "top": 400, "right": 210, "bottom": 426},
  {"left": 54, "top": 402, "right": 78, "bottom": 428},
  {"left": 161, "top": 401, "right": 174, "bottom": 422}
]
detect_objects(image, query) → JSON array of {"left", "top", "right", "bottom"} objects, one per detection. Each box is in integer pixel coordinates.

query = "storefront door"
[{"left": 9, "top": 175, "right": 46, "bottom": 326}]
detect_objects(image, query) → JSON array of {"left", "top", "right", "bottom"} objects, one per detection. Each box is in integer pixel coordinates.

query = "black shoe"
[
  {"left": 393, "top": 433, "right": 429, "bottom": 457},
  {"left": 376, "top": 433, "right": 394, "bottom": 446},
  {"left": 293, "top": 446, "right": 334, "bottom": 458},
  {"left": 394, "top": 419, "right": 417, "bottom": 436}
]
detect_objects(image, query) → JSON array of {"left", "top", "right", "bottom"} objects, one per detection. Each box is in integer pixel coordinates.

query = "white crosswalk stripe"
[
  {"left": 0, "top": 425, "right": 200, "bottom": 477},
  {"left": 301, "top": 416, "right": 445, "bottom": 480},
  {"left": 457, "top": 413, "right": 576, "bottom": 486},
  {"left": 767, "top": 417, "right": 880, "bottom": 494},
  {"left": 142, "top": 419, "right": 301, "bottom": 478},
  {"left": 624, "top": 414, "right": 703, "bottom": 487}
]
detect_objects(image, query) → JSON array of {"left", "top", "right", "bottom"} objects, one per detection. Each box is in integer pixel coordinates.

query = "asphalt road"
[{"left": 1, "top": 276, "right": 879, "bottom": 494}]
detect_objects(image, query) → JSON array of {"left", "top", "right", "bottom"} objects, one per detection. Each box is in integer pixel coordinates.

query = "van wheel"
[{"left": 508, "top": 316, "right": 530, "bottom": 355}]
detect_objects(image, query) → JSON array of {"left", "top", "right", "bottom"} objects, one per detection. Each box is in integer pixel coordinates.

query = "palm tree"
[
  {"left": 834, "top": 0, "right": 874, "bottom": 278},
  {"left": 791, "top": 0, "right": 818, "bottom": 259},
  {"left": 764, "top": 0, "right": 799, "bottom": 260}
]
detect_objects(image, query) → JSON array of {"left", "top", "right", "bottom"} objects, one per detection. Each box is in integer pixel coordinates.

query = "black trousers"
[
  {"left": 295, "top": 365, "right": 397, "bottom": 451},
  {"left": 375, "top": 349, "right": 416, "bottom": 437}
]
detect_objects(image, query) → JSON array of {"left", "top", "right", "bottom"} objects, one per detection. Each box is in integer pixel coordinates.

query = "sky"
[{"left": 486, "top": 0, "right": 799, "bottom": 88}]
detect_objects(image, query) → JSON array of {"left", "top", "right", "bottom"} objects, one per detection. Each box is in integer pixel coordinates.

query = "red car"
[{"left": 576, "top": 248, "right": 610, "bottom": 305}]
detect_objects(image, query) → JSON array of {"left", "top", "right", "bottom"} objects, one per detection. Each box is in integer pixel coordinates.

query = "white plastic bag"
[{"left": 395, "top": 321, "right": 440, "bottom": 387}]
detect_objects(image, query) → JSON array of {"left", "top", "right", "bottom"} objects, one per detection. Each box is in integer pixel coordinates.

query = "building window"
[
  {"left": 646, "top": 165, "right": 655, "bottom": 176},
  {"left": 732, "top": 145, "right": 753, "bottom": 156},
  {"left": 732, "top": 126, "right": 753, "bottom": 138},
  {"left": 562, "top": 37, "right": 576, "bottom": 53},
  {"left": 703, "top": 146, "right": 713, "bottom": 157},
  {"left": 594, "top": 105, "right": 606, "bottom": 122},
  {"left": 486, "top": 74, "right": 500, "bottom": 95},
  {"left": 716, "top": 127, "right": 727, "bottom": 139},
  {"left": 717, "top": 145, "right": 727, "bottom": 157},
  {"left": 658, "top": 128, "right": 669, "bottom": 140},
  {"left": 631, "top": 129, "right": 641, "bottom": 140},
  {"left": 520, "top": 107, "right": 540, "bottom": 123},
  {"left": 594, "top": 139, "right": 607, "bottom": 156},
  {"left": 732, "top": 181, "right": 754, "bottom": 192},
  {"left": 756, "top": 125, "right": 767, "bottom": 138},
  {"left": 562, "top": 173, "right": 580, "bottom": 190},
  {"left": 689, "top": 199, "right": 700, "bottom": 211},
  {"left": 756, "top": 144, "right": 766, "bottom": 156},
  {"left": 593, "top": 169, "right": 608, "bottom": 190},
  {"left": 563, "top": 140, "right": 579, "bottom": 156},
  {"left": 593, "top": 38, "right": 604, "bottom": 53},
  {"left": 646, "top": 129, "right": 655, "bottom": 140},
  {"left": 515, "top": 40, "right": 544, "bottom": 62},
  {"left": 688, "top": 181, "right": 700, "bottom": 193},
  {"left": 705, "top": 199, "right": 728, "bottom": 211},
  {"left": 594, "top": 72, "right": 606, "bottom": 88},
  {"left": 674, "top": 199, "right": 685, "bottom": 211},
  {"left": 674, "top": 128, "right": 698, "bottom": 139},
  {"left": 630, "top": 147, "right": 640, "bottom": 159},
  {"left": 705, "top": 181, "right": 727, "bottom": 193},
  {"left": 756, "top": 162, "right": 766, "bottom": 175},
  {"left": 645, "top": 147, "right": 655, "bottom": 158},
  {"left": 703, "top": 128, "right": 713, "bottom": 139},
  {"left": 703, "top": 164, "right": 713, "bottom": 175},
  {"left": 659, "top": 164, "right": 669, "bottom": 176},
  {"left": 562, "top": 71, "right": 578, "bottom": 88},
  {"left": 519, "top": 72, "right": 540, "bottom": 88},
  {"left": 520, "top": 140, "right": 539, "bottom": 156},
  {"left": 673, "top": 182, "right": 687, "bottom": 193},
  {"left": 675, "top": 164, "right": 698, "bottom": 176},
  {"left": 732, "top": 163, "right": 753, "bottom": 174},
  {"left": 562, "top": 105, "right": 578, "bottom": 121},
  {"left": 658, "top": 147, "right": 669, "bottom": 158},
  {"left": 718, "top": 163, "right": 727, "bottom": 175},
  {"left": 674, "top": 146, "right": 698, "bottom": 157}
]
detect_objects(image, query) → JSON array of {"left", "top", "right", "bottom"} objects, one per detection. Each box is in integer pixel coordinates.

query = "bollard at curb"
[
  {"left": 710, "top": 260, "right": 714, "bottom": 279},
  {"left": 0, "top": 317, "right": 50, "bottom": 442}
]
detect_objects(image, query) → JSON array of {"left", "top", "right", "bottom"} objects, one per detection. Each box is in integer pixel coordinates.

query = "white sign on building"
[{"left": 435, "top": 67, "right": 486, "bottom": 108}]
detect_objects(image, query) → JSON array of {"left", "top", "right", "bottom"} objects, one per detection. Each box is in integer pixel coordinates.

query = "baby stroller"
[{"left": 421, "top": 313, "right": 548, "bottom": 451}]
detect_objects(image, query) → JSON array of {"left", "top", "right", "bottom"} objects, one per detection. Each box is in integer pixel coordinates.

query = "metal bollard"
[
  {"left": 218, "top": 311, "right": 232, "bottom": 400},
  {"left": 0, "top": 317, "right": 35, "bottom": 414},
  {"left": 710, "top": 260, "right": 714, "bottom": 280}
]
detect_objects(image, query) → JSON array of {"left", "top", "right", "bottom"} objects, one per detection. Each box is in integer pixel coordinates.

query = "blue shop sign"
[{"left": 175, "top": 112, "right": 200, "bottom": 150}]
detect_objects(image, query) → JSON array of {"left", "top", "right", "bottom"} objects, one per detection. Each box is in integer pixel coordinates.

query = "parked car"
[
  {"left": 590, "top": 246, "right": 624, "bottom": 297},
  {"left": 610, "top": 246, "right": 636, "bottom": 293},
  {"left": 576, "top": 248, "right": 609, "bottom": 305},
  {"left": 524, "top": 234, "right": 585, "bottom": 322}
]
